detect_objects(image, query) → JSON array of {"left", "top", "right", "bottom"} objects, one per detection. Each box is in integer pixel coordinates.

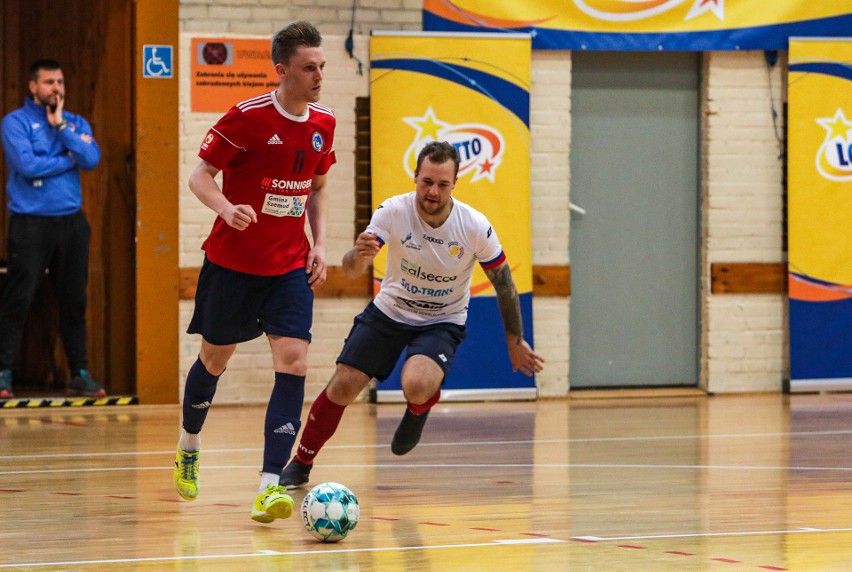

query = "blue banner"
[{"left": 788, "top": 39, "right": 852, "bottom": 390}]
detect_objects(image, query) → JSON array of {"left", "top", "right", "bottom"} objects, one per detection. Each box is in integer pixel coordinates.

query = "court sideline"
[{"left": 2, "top": 394, "right": 851, "bottom": 570}]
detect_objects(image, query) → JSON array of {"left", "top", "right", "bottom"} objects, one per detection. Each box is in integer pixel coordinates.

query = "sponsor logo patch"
[
  {"left": 401, "top": 231, "right": 421, "bottom": 250},
  {"left": 447, "top": 241, "right": 464, "bottom": 259},
  {"left": 261, "top": 193, "right": 307, "bottom": 217},
  {"left": 274, "top": 422, "right": 296, "bottom": 435},
  {"left": 400, "top": 259, "right": 457, "bottom": 283},
  {"left": 260, "top": 177, "right": 312, "bottom": 192},
  {"left": 397, "top": 298, "right": 450, "bottom": 311}
]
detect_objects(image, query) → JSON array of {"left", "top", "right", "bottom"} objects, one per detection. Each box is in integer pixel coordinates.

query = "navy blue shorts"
[
  {"left": 337, "top": 302, "right": 467, "bottom": 382},
  {"left": 187, "top": 257, "right": 313, "bottom": 345}
]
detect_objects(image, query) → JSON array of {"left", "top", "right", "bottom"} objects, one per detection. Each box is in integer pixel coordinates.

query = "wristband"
[{"left": 56, "top": 120, "right": 68, "bottom": 131}]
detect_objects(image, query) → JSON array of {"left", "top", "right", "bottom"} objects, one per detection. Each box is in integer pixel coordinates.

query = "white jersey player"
[
  {"left": 369, "top": 190, "right": 505, "bottom": 326},
  {"left": 278, "top": 141, "right": 544, "bottom": 489}
]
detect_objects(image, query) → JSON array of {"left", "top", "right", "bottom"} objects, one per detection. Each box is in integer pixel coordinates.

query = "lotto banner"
[
  {"left": 423, "top": 0, "right": 852, "bottom": 51},
  {"left": 788, "top": 38, "right": 852, "bottom": 391},
  {"left": 370, "top": 32, "right": 535, "bottom": 401}
]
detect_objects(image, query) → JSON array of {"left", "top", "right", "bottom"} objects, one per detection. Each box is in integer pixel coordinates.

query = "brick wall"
[
  {"left": 177, "top": 2, "right": 788, "bottom": 401},
  {"left": 178, "top": 30, "right": 572, "bottom": 402},
  {"left": 702, "top": 51, "right": 787, "bottom": 393},
  {"left": 530, "top": 51, "right": 571, "bottom": 397},
  {"left": 178, "top": 29, "right": 372, "bottom": 403}
]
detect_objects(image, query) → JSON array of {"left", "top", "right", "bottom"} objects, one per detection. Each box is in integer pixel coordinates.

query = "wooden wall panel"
[
  {"left": 179, "top": 264, "right": 570, "bottom": 299},
  {"left": 710, "top": 262, "right": 787, "bottom": 294},
  {"left": 533, "top": 265, "right": 570, "bottom": 296},
  {"left": 184, "top": 262, "right": 793, "bottom": 299},
  {"left": 134, "top": 0, "right": 180, "bottom": 404},
  {"left": 0, "top": 3, "right": 20, "bottom": 257},
  {"left": 100, "top": 2, "right": 135, "bottom": 395},
  {"left": 0, "top": 0, "right": 134, "bottom": 394},
  {"left": 355, "top": 97, "right": 372, "bottom": 240}
]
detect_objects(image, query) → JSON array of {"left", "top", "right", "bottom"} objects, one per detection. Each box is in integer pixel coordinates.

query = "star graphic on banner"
[
  {"left": 471, "top": 155, "right": 502, "bottom": 183},
  {"left": 685, "top": 0, "right": 724, "bottom": 21},
  {"left": 403, "top": 108, "right": 449, "bottom": 141},
  {"left": 817, "top": 109, "right": 852, "bottom": 141}
]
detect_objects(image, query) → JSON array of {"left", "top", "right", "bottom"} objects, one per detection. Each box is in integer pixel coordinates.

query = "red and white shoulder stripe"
[
  {"left": 236, "top": 92, "right": 274, "bottom": 112},
  {"left": 209, "top": 127, "right": 246, "bottom": 151},
  {"left": 308, "top": 102, "right": 335, "bottom": 117}
]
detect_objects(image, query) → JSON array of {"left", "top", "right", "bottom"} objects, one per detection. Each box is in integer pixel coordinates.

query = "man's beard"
[{"left": 36, "top": 94, "right": 58, "bottom": 111}]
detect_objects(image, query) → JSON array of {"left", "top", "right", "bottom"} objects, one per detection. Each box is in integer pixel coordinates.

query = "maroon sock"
[
  {"left": 407, "top": 389, "right": 441, "bottom": 416},
  {"left": 294, "top": 389, "right": 346, "bottom": 464}
]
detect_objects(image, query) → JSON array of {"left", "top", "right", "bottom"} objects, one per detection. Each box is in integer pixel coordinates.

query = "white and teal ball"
[{"left": 301, "top": 482, "right": 360, "bottom": 542}]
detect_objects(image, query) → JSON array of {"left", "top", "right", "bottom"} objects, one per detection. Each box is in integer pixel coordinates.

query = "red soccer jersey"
[{"left": 197, "top": 91, "right": 336, "bottom": 276}]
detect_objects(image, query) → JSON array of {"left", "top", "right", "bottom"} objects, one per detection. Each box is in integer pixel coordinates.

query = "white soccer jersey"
[{"left": 368, "top": 192, "right": 505, "bottom": 326}]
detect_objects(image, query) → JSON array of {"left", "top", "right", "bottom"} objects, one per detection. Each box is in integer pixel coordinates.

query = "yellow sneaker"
[
  {"left": 174, "top": 446, "right": 200, "bottom": 500},
  {"left": 251, "top": 484, "right": 294, "bottom": 524}
]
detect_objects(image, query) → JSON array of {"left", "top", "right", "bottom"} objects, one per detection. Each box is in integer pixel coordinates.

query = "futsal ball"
[{"left": 301, "top": 482, "right": 360, "bottom": 542}]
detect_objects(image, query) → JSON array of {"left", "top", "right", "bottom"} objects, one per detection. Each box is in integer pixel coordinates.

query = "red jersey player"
[{"left": 173, "top": 21, "right": 335, "bottom": 526}]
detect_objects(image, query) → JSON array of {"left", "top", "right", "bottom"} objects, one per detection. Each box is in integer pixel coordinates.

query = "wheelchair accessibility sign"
[{"left": 143, "top": 45, "right": 173, "bottom": 79}]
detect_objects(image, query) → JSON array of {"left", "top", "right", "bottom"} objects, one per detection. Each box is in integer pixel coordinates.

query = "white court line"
[
  {"left": 3, "top": 527, "right": 851, "bottom": 568},
  {"left": 2, "top": 462, "right": 852, "bottom": 477},
  {"left": 496, "top": 538, "right": 564, "bottom": 544},
  {"left": 576, "top": 526, "right": 852, "bottom": 542},
  {"left": 0, "top": 537, "right": 566, "bottom": 569},
  {"left": 3, "top": 428, "right": 852, "bottom": 461}
]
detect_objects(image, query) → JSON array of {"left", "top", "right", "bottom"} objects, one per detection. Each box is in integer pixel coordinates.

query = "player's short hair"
[
  {"left": 271, "top": 21, "right": 322, "bottom": 65},
  {"left": 29, "top": 59, "right": 62, "bottom": 82},
  {"left": 415, "top": 141, "right": 460, "bottom": 178}
]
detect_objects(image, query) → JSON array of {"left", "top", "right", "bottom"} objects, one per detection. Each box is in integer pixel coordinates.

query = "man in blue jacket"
[{"left": 0, "top": 59, "right": 105, "bottom": 399}]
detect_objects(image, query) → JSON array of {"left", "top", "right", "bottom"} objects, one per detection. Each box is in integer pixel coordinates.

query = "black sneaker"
[
  {"left": 0, "top": 369, "right": 13, "bottom": 399},
  {"left": 69, "top": 370, "right": 106, "bottom": 397},
  {"left": 391, "top": 408, "right": 430, "bottom": 456},
  {"left": 279, "top": 458, "right": 312, "bottom": 490}
]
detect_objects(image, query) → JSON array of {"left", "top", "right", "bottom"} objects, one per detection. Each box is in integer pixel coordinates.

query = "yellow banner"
[
  {"left": 370, "top": 32, "right": 535, "bottom": 394},
  {"left": 788, "top": 38, "right": 852, "bottom": 383},
  {"left": 424, "top": 0, "right": 852, "bottom": 50}
]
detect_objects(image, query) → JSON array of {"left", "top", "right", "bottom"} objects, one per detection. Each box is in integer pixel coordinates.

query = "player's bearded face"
[
  {"left": 414, "top": 158, "right": 457, "bottom": 217},
  {"left": 282, "top": 46, "right": 326, "bottom": 103},
  {"left": 29, "top": 69, "right": 65, "bottom": 109}
]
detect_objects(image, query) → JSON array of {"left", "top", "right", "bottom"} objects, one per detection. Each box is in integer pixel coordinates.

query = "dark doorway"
[{"left": 0, "top": 0, "right": 135, "bottom": 395}]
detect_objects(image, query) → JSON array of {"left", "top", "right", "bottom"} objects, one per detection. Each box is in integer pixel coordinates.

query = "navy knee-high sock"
[
  {"left": 182, "top": 358, "right": 220, "bottom": 434},
  {"left": 263, "top": 372, "right": 305, "bottom": 474}
]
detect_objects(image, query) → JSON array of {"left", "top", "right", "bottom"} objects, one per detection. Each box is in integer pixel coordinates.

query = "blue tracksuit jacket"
[{"left": 1, "top": 98, "right": 100, "bottom": 215}]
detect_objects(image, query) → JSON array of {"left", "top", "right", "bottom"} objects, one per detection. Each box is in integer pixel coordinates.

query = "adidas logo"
[
  {"left": 438, "top": 353, "right": 447, "bottom": 362},
  {"left": 191, "top": 401, "right": 211, "bottom": 409},
  {"left": 274, "top": 422, "right": 296, "bottom": 435},
  {"left": 267, "top": 134, "right": 283, "bottom": 145}
]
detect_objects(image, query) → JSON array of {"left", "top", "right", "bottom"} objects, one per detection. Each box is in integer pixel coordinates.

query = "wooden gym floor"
[{"left": 2, "top": 392, "right": 852, "bottom": 570}]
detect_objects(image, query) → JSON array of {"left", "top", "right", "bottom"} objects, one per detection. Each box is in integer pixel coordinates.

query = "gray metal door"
[{"left": 569, "top": 52, "right": 700, "bottom": 388}]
